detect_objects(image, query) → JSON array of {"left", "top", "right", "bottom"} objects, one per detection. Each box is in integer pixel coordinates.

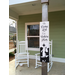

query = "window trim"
[{"left": 25, "top": 22, "right": 40, "bottom": 51}]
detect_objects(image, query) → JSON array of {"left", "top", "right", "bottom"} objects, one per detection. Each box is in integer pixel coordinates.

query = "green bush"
[
  {"left": 14, "top": 49, "right": 16, "bottom": 53},
  {"left": 9, "top": 52, "right": 14, "bottom": 57},
  {"left": 10, "top": 36, "right": 13, "bottom": 40}
]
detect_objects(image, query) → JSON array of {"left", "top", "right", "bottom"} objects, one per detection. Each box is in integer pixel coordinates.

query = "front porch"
[
  {"left": 9, "top": 0, "right": 65, "bottom": 75},
  {"left": 9, "top": 0, "right": 65, "bottom": 60},
  {"left": 9, "top": 59, "right": 65, "bottom": 75}
]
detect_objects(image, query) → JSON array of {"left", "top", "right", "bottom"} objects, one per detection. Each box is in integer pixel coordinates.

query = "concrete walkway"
[
  {"left": 9, "top": 59, "right": 65, "bottom": 75},
  {"left": 9, "top": 59, "right": 15, "bottom": 75},
  {"left": 9, "top": 48, "right": 16, "bottom": 53}
]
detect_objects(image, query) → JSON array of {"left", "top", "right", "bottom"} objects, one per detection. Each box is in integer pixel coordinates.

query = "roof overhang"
[{"left": 9, "top": 0, "right": 65, "bottom": 20}]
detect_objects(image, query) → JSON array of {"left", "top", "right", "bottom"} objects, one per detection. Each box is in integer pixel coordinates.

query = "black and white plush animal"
[{"left": 40, "top": 44, "right": 49, "bottom": 62}]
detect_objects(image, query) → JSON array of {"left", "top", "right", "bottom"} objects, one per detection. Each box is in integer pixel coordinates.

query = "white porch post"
[
  {"left": 15, "top": 20, "right": 19, "bottom": 53},
  {"left": 41, "top": 0, "right": 49, "bottom": 75}
]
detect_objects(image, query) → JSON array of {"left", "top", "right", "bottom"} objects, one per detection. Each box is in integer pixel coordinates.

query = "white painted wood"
[
  {"left": 25, "top": 22, "right": 40, "bottom": 51},
  {"left": 29, "top": 55, "right": 65, "bottom": 63},
  {"left": 52, "top": 57, "right": 65, "bottom": 63},
  {"left": 9, "top": 19, "right": 18, "bottom": 54},
  {"left": 9, "top": 0, "right": 37, "bottom": 5},
  {"left": 15, "top": 41, "right": 29, "bottom": 68},
  {"left": 16, "top": 8, "right": 65, "bottom": 15},
  {"left": 9, "top": 0, "right": 65, "bottom": 15},
  {"left": 27, "top": 48, "right": 40, "bottom": 51},
  {"left": 15, "top": 21, "right": 19, "bottom": 53}
]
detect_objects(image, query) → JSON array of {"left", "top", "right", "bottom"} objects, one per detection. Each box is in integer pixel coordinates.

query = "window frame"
[{"left": 25, "top": 22, "right": 40, "bottom": 51}]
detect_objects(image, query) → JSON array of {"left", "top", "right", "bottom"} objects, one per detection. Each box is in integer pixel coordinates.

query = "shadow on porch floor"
[{"left": 9, "top": 59, "right": 65, "bottom": 75}]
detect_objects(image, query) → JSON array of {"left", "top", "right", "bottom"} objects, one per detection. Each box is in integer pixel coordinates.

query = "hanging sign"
[{"left": 40, "top": 21, "right": 49, "bottom": 62}]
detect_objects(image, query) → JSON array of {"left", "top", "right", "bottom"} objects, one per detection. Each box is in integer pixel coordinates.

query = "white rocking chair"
[
  {"left": 15, "top": 41, "right": 29, "bottom": 68},
  {"left": 35, "top": 40, "right": 53, "bottom": 72}
]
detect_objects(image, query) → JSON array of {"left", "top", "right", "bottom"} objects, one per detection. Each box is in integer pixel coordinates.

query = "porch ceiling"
[{"left": 9, "top": 0, "right": 65, "bottom": 16}]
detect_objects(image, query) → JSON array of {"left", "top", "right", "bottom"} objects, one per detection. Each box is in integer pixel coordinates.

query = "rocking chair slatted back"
[{"left": 18, "top": 41, "right": 28, "bottom": 53}]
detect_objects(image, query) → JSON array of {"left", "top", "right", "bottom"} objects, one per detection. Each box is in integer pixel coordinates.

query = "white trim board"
[
  {"left": 29, "top": 55, "right": 65, "bottom": 63},
  {"left": 52, "top": 57, "right": 65, "bottom": 63},
  {"left": 25, "top": 22, "right": 40, "bottom": 51}
]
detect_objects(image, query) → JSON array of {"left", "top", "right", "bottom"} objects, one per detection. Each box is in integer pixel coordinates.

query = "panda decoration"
[{"left": 40, "top": 44, "right": 49, "bottom": 62}]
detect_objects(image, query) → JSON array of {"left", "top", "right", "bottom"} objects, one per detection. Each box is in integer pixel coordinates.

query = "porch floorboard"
[{"left": 9, "top": 59, "right": 65, "bottom": 75}]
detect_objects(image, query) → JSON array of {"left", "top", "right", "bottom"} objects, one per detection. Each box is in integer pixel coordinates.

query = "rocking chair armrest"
[
  {"left": 49, "top": 54, "right": 52, "bottom": 57},
  {"left": 35, "top": 53, "right": 40, "bottom": 56},
  {"left": 14, "top": 53, "right": 18, "bottom": 56},
  {"left": 15, "top": 53, "right": 19, "bottom": 58}
]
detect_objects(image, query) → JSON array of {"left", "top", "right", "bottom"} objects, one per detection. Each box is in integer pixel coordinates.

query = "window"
[{"left": 25, "top": 22, "right": 40, "bottom": 51}]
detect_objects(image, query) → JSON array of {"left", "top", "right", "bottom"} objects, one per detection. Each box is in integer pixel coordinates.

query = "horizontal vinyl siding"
[
  {"left": 18, "top": 13, "right": 42, "bottom": 41},
  {"left": 49, "top": 11, "right": 65, "bottom": 58},
  {"left": 18, "top": 22, "right": 25, "bottom": 41},
  {"left": 18, "top": 10, "right": 65, "bottom": 58}
]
